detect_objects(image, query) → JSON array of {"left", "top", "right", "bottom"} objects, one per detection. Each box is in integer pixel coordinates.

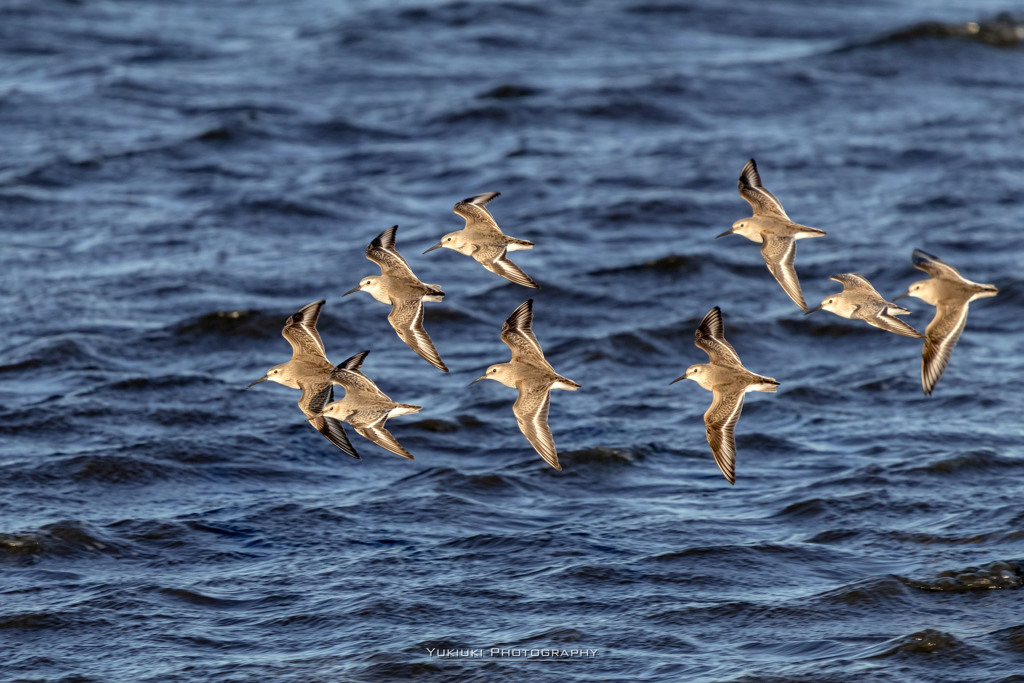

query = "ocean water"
[{"left": 2, "top": 1, "right": 1023, "bottom": 681}]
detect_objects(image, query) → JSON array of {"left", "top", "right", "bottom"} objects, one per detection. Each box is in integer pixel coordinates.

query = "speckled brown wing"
[
  {"left": 830, "top": 273, "right": 876, "bottom": 293},
  {"left": 760, "top": 235, "right": 809, "bottom": 312},
  {"left": 329, "top": 351, "right": 392, "bottom": 402},
  {"left": 870, "top": 309, "right": 924, "bottom": 338},
  {"left": 453, "top": 192, "right": 503, "bottom": 236},
  {"left": 738, "top": 159, "right": 789, "bottom": 219},
  {"left": 512, "top": 382, "right": 561, "bottom": 471},
  {"left": 366, "top": 225, "right": 416, "bottom": 280},
  {"left": 282, "top": 300, "right": 328, "bottom": 361},
  {"left": 299, "top": 381, "right": 358, "bottom": 459},
  {"left": 911, "top": 248, "right": 963, "bottom": 281},
  {"left": 388, "top": 297, "right": 448, "bottom": 372},
  {"left": 703, "top": 388, "right": 746, "bottom": 485},
  {"left": 694, "top": 307, "right": 743, "bottom": 368},
  {"left": 921, "top": 301, "right": 970, "bottom": 394},
  {"left": 500, "top": 299, "right": 547, "bottom": 365},
  {"left": 351, "top": 410, "right": 415, "bottom": 460},
  {"left": 481, "top": 248, "right": 539, "bottom": 289}
]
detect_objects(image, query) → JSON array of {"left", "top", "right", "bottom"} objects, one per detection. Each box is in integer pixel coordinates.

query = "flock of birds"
[
  {"left": 246, "top": 191, "right": 577, "bottom": 468},
  {"left": 247, "top": 160, "right": 998, "bottom": 483}
]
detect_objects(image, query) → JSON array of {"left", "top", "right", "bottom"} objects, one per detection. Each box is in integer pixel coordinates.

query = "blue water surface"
[{"left": 2, "top": 1, "right": 1023, "bottom": 681}]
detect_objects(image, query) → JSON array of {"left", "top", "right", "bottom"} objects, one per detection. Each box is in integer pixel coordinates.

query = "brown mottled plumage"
[
  {"left": 345, "top": 225, "right": 448, "bottom": 372},
  {"left": 246, "top": 300, "right": 358, "bottom": 458},
  {"left": 671, "top": 307, "right": 778, "bottom": 485},
  {"left": 896, "top": 249, "right": 998, "bottom": 395},
  {"left": 471, "top": 300, "right": 580, "bottom": 470},
  {"left": 423, "top": 192, "right": 539, "bottom": 288},
  {"left": 808, "top": 273, "right": 924, "bottom": 338},
  {"left": 317, "top": 351, "right": 421, "bottom": 460},
  {"left": 719, "top": 159, "right": 826, "bottom": 312}
]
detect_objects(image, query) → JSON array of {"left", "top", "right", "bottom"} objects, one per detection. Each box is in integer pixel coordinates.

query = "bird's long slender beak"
[
  {"left": 669, "top": 375, "right": 686, "bottom": 385},
  {"left": 306, "top": 413, "right": 322, "bottom": 423},
  {"left": 342, "top": 285, "right": 361, "bottom": 297},
  {"left": 468, "top": 375, "right": 487, "bottom": 386},
  {"left": 715, "top": 228, "right": 733, "bottom": 239},
  {"left": 892, "top": 290, "right": 910, "bottom": 301},
  {"left": 804, "top": 305, "right": 822, "bottom": 315},
  {"left": 423, "top": 242, "right": 443, "bottom": 254},
  {"left": 246, "top": 376, "right": 268, "bottom": 389}
]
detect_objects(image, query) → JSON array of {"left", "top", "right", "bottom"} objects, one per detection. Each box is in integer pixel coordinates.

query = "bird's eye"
[{"left": 446, "top": 237, "right": 453, "bottom": 241}]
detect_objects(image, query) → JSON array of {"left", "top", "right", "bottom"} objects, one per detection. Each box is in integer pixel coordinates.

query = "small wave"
[
  {"left": 1, "top": 520, "right": 133, "bottom": 564},
  {"left": 650, "top": 542, "right": 822, "bottom": 566},
  {"left": 213, "top": 196, "right": 339, "bottom": 220},
  {"left": 172, "top": 309, "right": 266, "bottom": 338},
  {"left": 570, "top": 98, "right": 679, "bottom": 124},
  {"left": 555, "top": 562, "right": 640, "bottom": 584},
  {"left": 774, "top": 491, "right": 886, "bottom": 521},
  {"left": 896, "top": 192, "right": 969, "bottom": 213},
  {"left": 867, "top": 628, "right": 971, "bottom": 659},
  {"left": 396, "top": 1, "right": 547, "bottom": 26},
  {"left": 17, "top": 438, "right": 249, "bottom": 487},
  {"left": 884, "top": 528, "right": 1024, "bottom": 547},
  {"left": 304, "top": 117, "right": 406, "bottom": 143},
  {"left": 781, "top": 385, "right": 842, "bottom": 402},
  {"left": 856, "top": 375, "right": 920, "bottom": 393},
  {"left": 588, "top": 253, "right": 702, "bottom": 277},
  {"left": 4, "top": 335, "right": 112, "bottom": 374},
  {"left": 738, "top": 432, "right": 797, "bottom": 454},
  {"left": 911, "top": 449, "right": 1019, "bottom": 475},
  {"left": 407, "top": 418, "right": 461, "bottom": 433},
  {"left": 101, "top": 374, "right": 220, "bottom": 392},
  {"left": 440, "top": 532, "right": 525, "bottom": 552},
  {"left": 169, "top": 306, "right": 359, "bottom": 347},
  {"left": 575, "top": 319, "right": 687, "bottom": 365},
  {"left": 479, "top": 84, "right": 541, "bottom": 99},
  {"left": 867, "top": 14, "right": 1024, "bottom": 51},
  {"left": 903, "top": 560, "right": 1022, "bottom": 592},
  {"left": 560, "top": 446, "right": 639, "bottom": 466},
  {"left": 429, "top": 103, "right": 520, "bottom": 126},
  {"left": 814, "top": 575, "right": 911, "bottom": 609},
  {"left": 493, "top": 626, "right": 585, "bottom": 645},
  {"left": 65, "top": 452, "right": 190, "bottom": 485},
  {"left": 156, "top": 587, "right": 265, "bottom": 609},
  {"left": 400, "top": 415, "right": 486, "bottom": 442},
  {"left": 0, "top": 357, "right": 44, "bottom": 374},
  {"left": 626, "top": 4, "right": 695, "bottom": 16},
  {"left": 990, "top": 623, "right": 1024, "bottom": 654},
  {"left": 782, "top": 318, "right": 890, "bottom": 338},
  {"left": 189, "top": 120, "right": 257, "bottom": 145},
  {"left": 357, "top": 662, "right": 446, "bottom": 679},
  {"left": 805, "top": 528, "right": 862, "bottom": 544},
  {"left": 0, "top": 611, "right": 112, "bottom": 631}
]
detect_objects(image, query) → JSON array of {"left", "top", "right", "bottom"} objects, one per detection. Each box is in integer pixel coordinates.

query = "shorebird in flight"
[
  {"left": 246, "top": 300, "right": 358, "bottom": 459},
  {"left": 345, "top": 225, "right": 448, "bottom": 372},
  {"left": 423, "top": 192, "right": 539, "bottom": 288},
  {"left": 895, "top": 249, "right": 998, "bottom": 395},
  {"left": 672, "top": 306, "right": 778, "bottom": 485},
  {"left": 317, "top": 350, "right": 422, "bottom": 460},
  {"left": 471, "top": 300, "right": 580, "bottom": 470},
  {"left": 719, "top": 159, "right": 826, "bottom": 312},
  {"left": 808, "top": 273, "right": 923, "bottom": 338}
]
